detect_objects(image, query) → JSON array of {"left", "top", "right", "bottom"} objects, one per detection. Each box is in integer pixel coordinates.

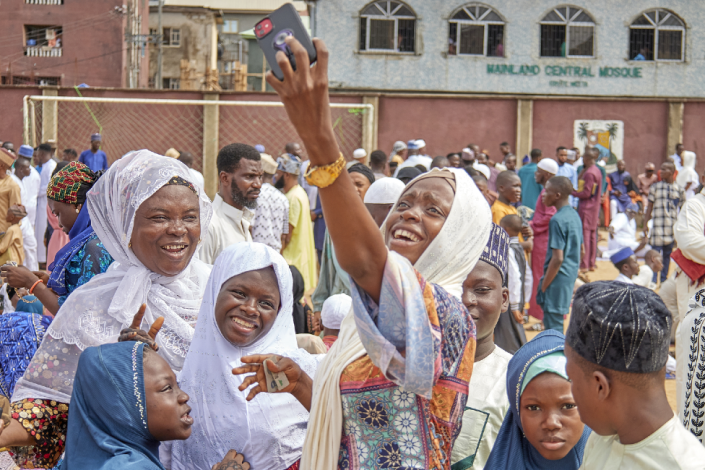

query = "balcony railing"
[
  {"left": 25, "top": 0, "right": 63, "bottom": 4},
  {"left": 24, "top": 46, "right": 62, "bottom": 57}
]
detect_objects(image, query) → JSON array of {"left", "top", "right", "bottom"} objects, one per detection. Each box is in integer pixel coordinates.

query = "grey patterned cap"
[
  {"left": 567, "top": 281, "right": 672, "bottom": 373},
  {"left": 277, "top": 154, "right": 301, "bottom": 175}
]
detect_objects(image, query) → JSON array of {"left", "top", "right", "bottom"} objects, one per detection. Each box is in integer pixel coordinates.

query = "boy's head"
[
  {"left": 496, "top": 170, "right": 521, "bottom": 203},
  {"left": 504, "top": 153, "right": 517, "bottom": 171},
  {"left": 541, "top": 176, "right": 572, "bottom": 207},
  {"left": 462, "top": 224, "right": 509, "bottom": 343},
  {"left": 500, "top": 214, "right": 523, "bottom": 238},
  {"left": 472, "top": 173, "right": 488, "bottom": 196},
  {"left": 610, "top": 247, "right": 640, "bottom": 279},
  {"left": 645, "top": 249, "right": 663, "bottom": 274},
  {"left": 565, "top": 281, "right": 671, "bottom": 436}
]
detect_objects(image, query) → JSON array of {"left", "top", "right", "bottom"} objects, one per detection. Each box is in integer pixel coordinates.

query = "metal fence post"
[
  {"left": 362, "top": 95, "right": 378, "bottom": 160},
  {"left": 202, "top": 93, "right": 220, "bottom": 200},
  {"left": 41, "top": 87, "right": 59, "bottom": 145}
]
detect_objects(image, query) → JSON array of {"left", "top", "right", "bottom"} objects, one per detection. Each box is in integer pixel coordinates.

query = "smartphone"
[{"left": 254, "top": 3, "right": 317, "bottom": 81}]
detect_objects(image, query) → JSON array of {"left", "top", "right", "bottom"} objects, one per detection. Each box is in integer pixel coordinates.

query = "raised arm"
[{"left": 266, "top": 38, "right": 386, "bottom": 301}]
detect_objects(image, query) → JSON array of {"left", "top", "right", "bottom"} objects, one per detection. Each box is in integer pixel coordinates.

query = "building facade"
[
  {"left": 311, "top": 0, "right": 705, "bottom": 176},
  {"left": 0, "top": 0, "right": 149, "bottom": 88}
]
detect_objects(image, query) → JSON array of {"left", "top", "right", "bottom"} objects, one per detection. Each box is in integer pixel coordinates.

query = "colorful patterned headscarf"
[{"left": 47, "top": 161, "right": 97, "bottom": 205}]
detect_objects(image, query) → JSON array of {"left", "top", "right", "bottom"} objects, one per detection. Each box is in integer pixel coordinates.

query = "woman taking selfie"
[{"left": 233, "top": 36, "right": 492, "bottom": 470}]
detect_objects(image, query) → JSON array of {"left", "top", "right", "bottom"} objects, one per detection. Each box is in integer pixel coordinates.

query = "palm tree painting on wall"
[{"left": 574, "top": 120, "right": 624, "bottom": 171}]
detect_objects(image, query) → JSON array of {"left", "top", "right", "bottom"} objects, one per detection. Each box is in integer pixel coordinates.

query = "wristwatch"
[{"left": 304, "top": 153, "right": 346, "bottom": 188}]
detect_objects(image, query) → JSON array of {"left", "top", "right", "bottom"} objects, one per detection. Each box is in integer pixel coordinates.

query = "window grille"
[
  {"left": 629, "top": 9, "right": 684, "bottom": 61},
  {"left": 359, "top": 1, "right": 416, "bottom": 53},
  {"left": 539, "top": 6, "right": 594, "bottom": 58},
  {"left": 448, "top": 4, "right": 505, "bottom": 57}
]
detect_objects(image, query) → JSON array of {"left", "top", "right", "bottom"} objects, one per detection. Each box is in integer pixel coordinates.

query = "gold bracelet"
[{"left": 304, "top": 153, "right": 346, "bottom": 188}]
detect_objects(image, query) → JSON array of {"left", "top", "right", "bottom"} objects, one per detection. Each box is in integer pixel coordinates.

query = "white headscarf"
[
  {"left": 12, "top": 150, "right": 213, "bottom": 404},
  {"left": 677, "top": 150, "right": 698, "bottom": 188},
  {"left": 301, "top": 167, "right": 492, "bottom": 469},
  {"left": 170, "top": 242, "right": 321, "bottom": 470}
]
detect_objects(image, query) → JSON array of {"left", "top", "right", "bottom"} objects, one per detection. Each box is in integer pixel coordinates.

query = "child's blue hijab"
[
  {"left": 484, "top": 330, "right": 591, "bottom": 470},
  {"left": 61, "top": 342, "right": 164, "bottom": 470}
]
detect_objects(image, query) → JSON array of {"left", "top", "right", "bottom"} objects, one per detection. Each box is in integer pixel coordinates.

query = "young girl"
[
  {"left": 485, "top": 330, "right": 590, "bottom": 470},
  {"left": 62, "top": 341, "right": 250, "bottom": 470}
]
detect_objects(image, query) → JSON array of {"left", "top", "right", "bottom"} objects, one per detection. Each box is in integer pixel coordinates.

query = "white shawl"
[
  {"left": 171, "top": 242, "right": 321, "bottom": 470},
  {"left": 12, "top": 150, "right": 213, "bottom": 404},
  {"left": 301, "top": 168, "right": 492, "bottom": 469}
]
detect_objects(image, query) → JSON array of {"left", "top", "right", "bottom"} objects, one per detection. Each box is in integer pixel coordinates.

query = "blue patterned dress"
[
  {"left": 0, "top": 312, "right": 51, "bottom": 399},
  {"left": 57, "top": 233, "right": 113, "bottom": 307}
]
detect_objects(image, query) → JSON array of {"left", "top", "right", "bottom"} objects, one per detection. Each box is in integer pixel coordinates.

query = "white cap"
[
  {"left": 537, "top": 158, "right": 559, "bottom": 175},
  {"left": 353, "top": 148, "right": 367, "bottom": 160},
  {"left": 415, "top": 139, "right": 427, "bottom": 149},
  {"left": 364, "top": 177, "right": 406, "bottom": 204},
  {"left": 321, "top": 294, "right": 352, "bottom": 330},
  {"left": 473, "top": 162, "right": 490, "bottom": 180}
]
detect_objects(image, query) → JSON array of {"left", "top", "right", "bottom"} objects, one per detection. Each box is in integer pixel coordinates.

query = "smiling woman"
[{"left": 2, "top": 150, "right": 213, "bottom": 469}]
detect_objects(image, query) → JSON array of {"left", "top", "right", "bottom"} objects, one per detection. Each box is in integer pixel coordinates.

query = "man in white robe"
[
  {"left": 31, "top": 143, "right": 57, "bottom": 264},
  {"left": 601, "top": 202, "right": 649, "bottom": 259}
]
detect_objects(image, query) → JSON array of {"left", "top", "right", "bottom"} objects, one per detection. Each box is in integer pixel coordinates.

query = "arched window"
[
  {"left": 448, "top": 4, "right": 505, "bottom": 57},
  {"left": 359, "top": 1, "right": 416, "bottom": 53},
  {"left": 539, "top": 6, "right": 594, "bottom": 58},
  {"left": 629, "top": 9, "right": 684, "bottom": 61}
]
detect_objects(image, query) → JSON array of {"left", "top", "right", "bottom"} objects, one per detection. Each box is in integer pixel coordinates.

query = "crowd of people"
[{"left": 0, "top": 36, "right": 703, "bottom": 469}]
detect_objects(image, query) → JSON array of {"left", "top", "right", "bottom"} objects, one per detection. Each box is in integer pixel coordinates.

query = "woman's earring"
[
  {"left": 128, "top": 242, "right": 132, "bottom": 248},
  {"left": 75, "top": 207, "right": 80, "bottom": 213}
]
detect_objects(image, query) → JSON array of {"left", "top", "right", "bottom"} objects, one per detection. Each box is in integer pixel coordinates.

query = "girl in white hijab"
[
  {"left": 677, "top": 150, "right": 699, "bottom": 200},
  {"left": 171, "top": 242, "right": 320, "bottom": 470},
  {"left": 2, "top": 150, "right": 212, "bottom": 468}
]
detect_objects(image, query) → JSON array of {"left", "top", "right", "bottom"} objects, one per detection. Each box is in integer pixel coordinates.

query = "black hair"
[
  {"left": 472, "top": 173, "right": 487, "bottom": 185},
  {"left": 530, "top": 148, "right": 542, "bottom": 160},
  {"left": 446, "top": 152, "right": 459, "bottom": 159},
  {"left": 567, "top": 345, "right": 663, "bottom": 391},
  {"left": 495, "top": 170, "right": 519, "bottom": 189},
  {"left": 348, "top": 162, "right": 376, "bottom": 185},
  {"left": 430, "top": 156, "right": 449, "bottom": 169},
  {"left": 500, "top": 214, "right": 522, "bottom": 235},
  {"left": 556, "top": 146, "right": 567, "bottom": 152},
  {"left": 500, "top": 141, "right": 509, "bottom": 146},
  {"left": 37, "top": 143, "right": 52, "bottom": 153},
  {"left": 414, "top": 164, "right": 428, "bottom": 174},
  {"left": 63, "top": 148, "right": 78, "bottom": 159},
  {"left": 464, "top": 165, "right": 479, "bottom": 178},
  {"left": 216, "top": 143, "right": 261, "bottom": 174},
  {"left": 369, "top": 150, "right": 386, "bottom": 168},
  {"left": 51, "top": 161, "right": 70, "bottom": 177},
  {"left": 546, "top": 175, "right": 574, "bottom": 198},
  {"left": 178, "top": 151, "right": 195, "bottom": 167},
  {"left": 15, "top": 156, "right": 31, "bottom": 166}
]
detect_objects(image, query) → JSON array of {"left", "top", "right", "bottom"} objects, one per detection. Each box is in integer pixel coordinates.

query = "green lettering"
[
  {"left": 531, "top": 65, "right": 540, "bottom": 75},
  {"left": 584, "top": 67, "right": 594, "bottom": 77},
  {"left": 509, "top": 65, "right": 516, "bottom": 75},
  {"left": 634, "top": 67, "right": 642, "bottom": 78},
  {"left": 518, "top": 65, "right": 526, "bottom": 74},
  {"left": 599, "top": 67, "right": 609, "bottom": 77},
  {"left": 487, "top": 64, "right": 494, "bottom": 74}
]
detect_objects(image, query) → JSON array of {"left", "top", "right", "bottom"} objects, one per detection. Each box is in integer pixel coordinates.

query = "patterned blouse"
[
  {"left": 338, "top": 269, "right": 476, "bottom": 470},
  {"left": 57, "top": 233, "right": 113, "bottom": 307}
]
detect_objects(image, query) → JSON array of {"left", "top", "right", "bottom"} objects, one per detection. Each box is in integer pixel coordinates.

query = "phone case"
[{"left": 255, "top": 3, "right": 317, "bottom": 81}]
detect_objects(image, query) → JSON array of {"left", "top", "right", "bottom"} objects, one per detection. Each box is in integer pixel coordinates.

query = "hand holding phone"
[{"left": 255, "top": 3, "right": 317, "bottom": 81}]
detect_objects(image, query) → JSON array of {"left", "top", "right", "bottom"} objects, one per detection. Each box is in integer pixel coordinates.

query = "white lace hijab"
[
  {"left": 301, "top": 167, "right": 492, "bottom": 469},
  {"left": 12, "top": 150, "right": 213, "bottom": 404},
  {"left": 170, "top": 242, "right": 321, "bottom": 470}
]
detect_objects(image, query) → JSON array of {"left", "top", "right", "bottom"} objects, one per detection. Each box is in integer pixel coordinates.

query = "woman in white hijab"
[
  {"left": 234, "top": 37, "right": 492, "bottom": 470},
  {"left": 170, "top": 242, "right": 319, "bottom": 470},
  {"left": 0, "top": 150, "right": 212, "bottom": 469},
  {"left": 677, "top": 150, "right": 699, "bottom": 200}
]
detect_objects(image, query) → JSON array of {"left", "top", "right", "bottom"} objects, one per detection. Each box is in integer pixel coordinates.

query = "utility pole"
[{"left": 157, "top": 0, "right": 163, "bottom": 89}]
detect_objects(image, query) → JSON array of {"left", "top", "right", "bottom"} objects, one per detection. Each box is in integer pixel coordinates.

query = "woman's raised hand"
[
  {"left": 117, "top": 304, "right": 164, "bottom": 351},
  {"left": 232, "top": 354, "right": 313, "bottom": 411},
  {"left": 211, "top": 450, "right": 250, "bottom": 470}
]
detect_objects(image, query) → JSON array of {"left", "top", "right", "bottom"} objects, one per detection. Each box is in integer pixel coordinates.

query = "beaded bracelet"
[{"left": 29, "top": 279, "right": 43, "bottom": 295}]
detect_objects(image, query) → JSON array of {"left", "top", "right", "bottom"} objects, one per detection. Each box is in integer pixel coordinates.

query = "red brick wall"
[
  {"left": 533, "top": 100, "right": 669, "bottom": 177},
  {"left": 682, "top": 102, "right": 705, "bottom": 176},
  {"left": 377, "top": 96, "right": 517, "bottom": 161},
  {"left": 0, "top": 0, "right": 148, "bottom": 88}
]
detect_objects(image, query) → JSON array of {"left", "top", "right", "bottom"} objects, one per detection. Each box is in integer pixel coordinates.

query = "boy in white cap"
[
  {"left": 363, "top": 177, "right": 405, "bottom": 226},
  {"left": 321, "top": 293, "right": 352, "bottom": 350},
  {"left": 352, "top": 148, "right": 367, "bottom": 165}
]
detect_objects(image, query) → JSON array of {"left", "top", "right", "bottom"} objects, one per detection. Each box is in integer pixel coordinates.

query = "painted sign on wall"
[{"left": 573, "top": 120, "right": 624, "bottom": 169}]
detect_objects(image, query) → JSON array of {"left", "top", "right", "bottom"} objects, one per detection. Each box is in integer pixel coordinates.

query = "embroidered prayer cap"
[
  {"left": 406, "top": 140, "right": 419, "bottom": 150},
  {"left": 47, "top": 161, "right": 97, "bottom": 204},
  {"left": 91, "top": 133, "right": 102, "bottom": 141},
  {"left": 166, "top": 175, "right": 197, "bottom": 194},
  {"left": 277, "top": 155, "right": 301, "bottom": 175},
  {"left": 610, "top": 246, "right": 635, "bottom": 265},
  {"left": 537, "top": 158, "right": 559, "bottom": 175},
  {"left": 364, "top": 177, "right": 405, "bottom": 204},
  {"left": 17, "top": 145, "right": 34, "bottom": 158},
  {"left": 626, "top": 202, "right": 639, "bottom": 213},
  {"left": 0, "top": 148, "right": 16, "bottom": 167},
  {"left": 415, "top": 139, "right": 427, "bottom": 149},
  {"left": 321, "top": 294, "right": 352, "bottom": 330},
  {"left": 259, "top": 153, "right": 277, "bottom": 174},
  {"left": 480, "top": 223, "right": 509, "bottom": 284},
  {"left": 567, "top": 281, "right": 672, "bottom": 373},
  {"left": 255, "top": 144, "right": 265, "bottom": 153}
]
